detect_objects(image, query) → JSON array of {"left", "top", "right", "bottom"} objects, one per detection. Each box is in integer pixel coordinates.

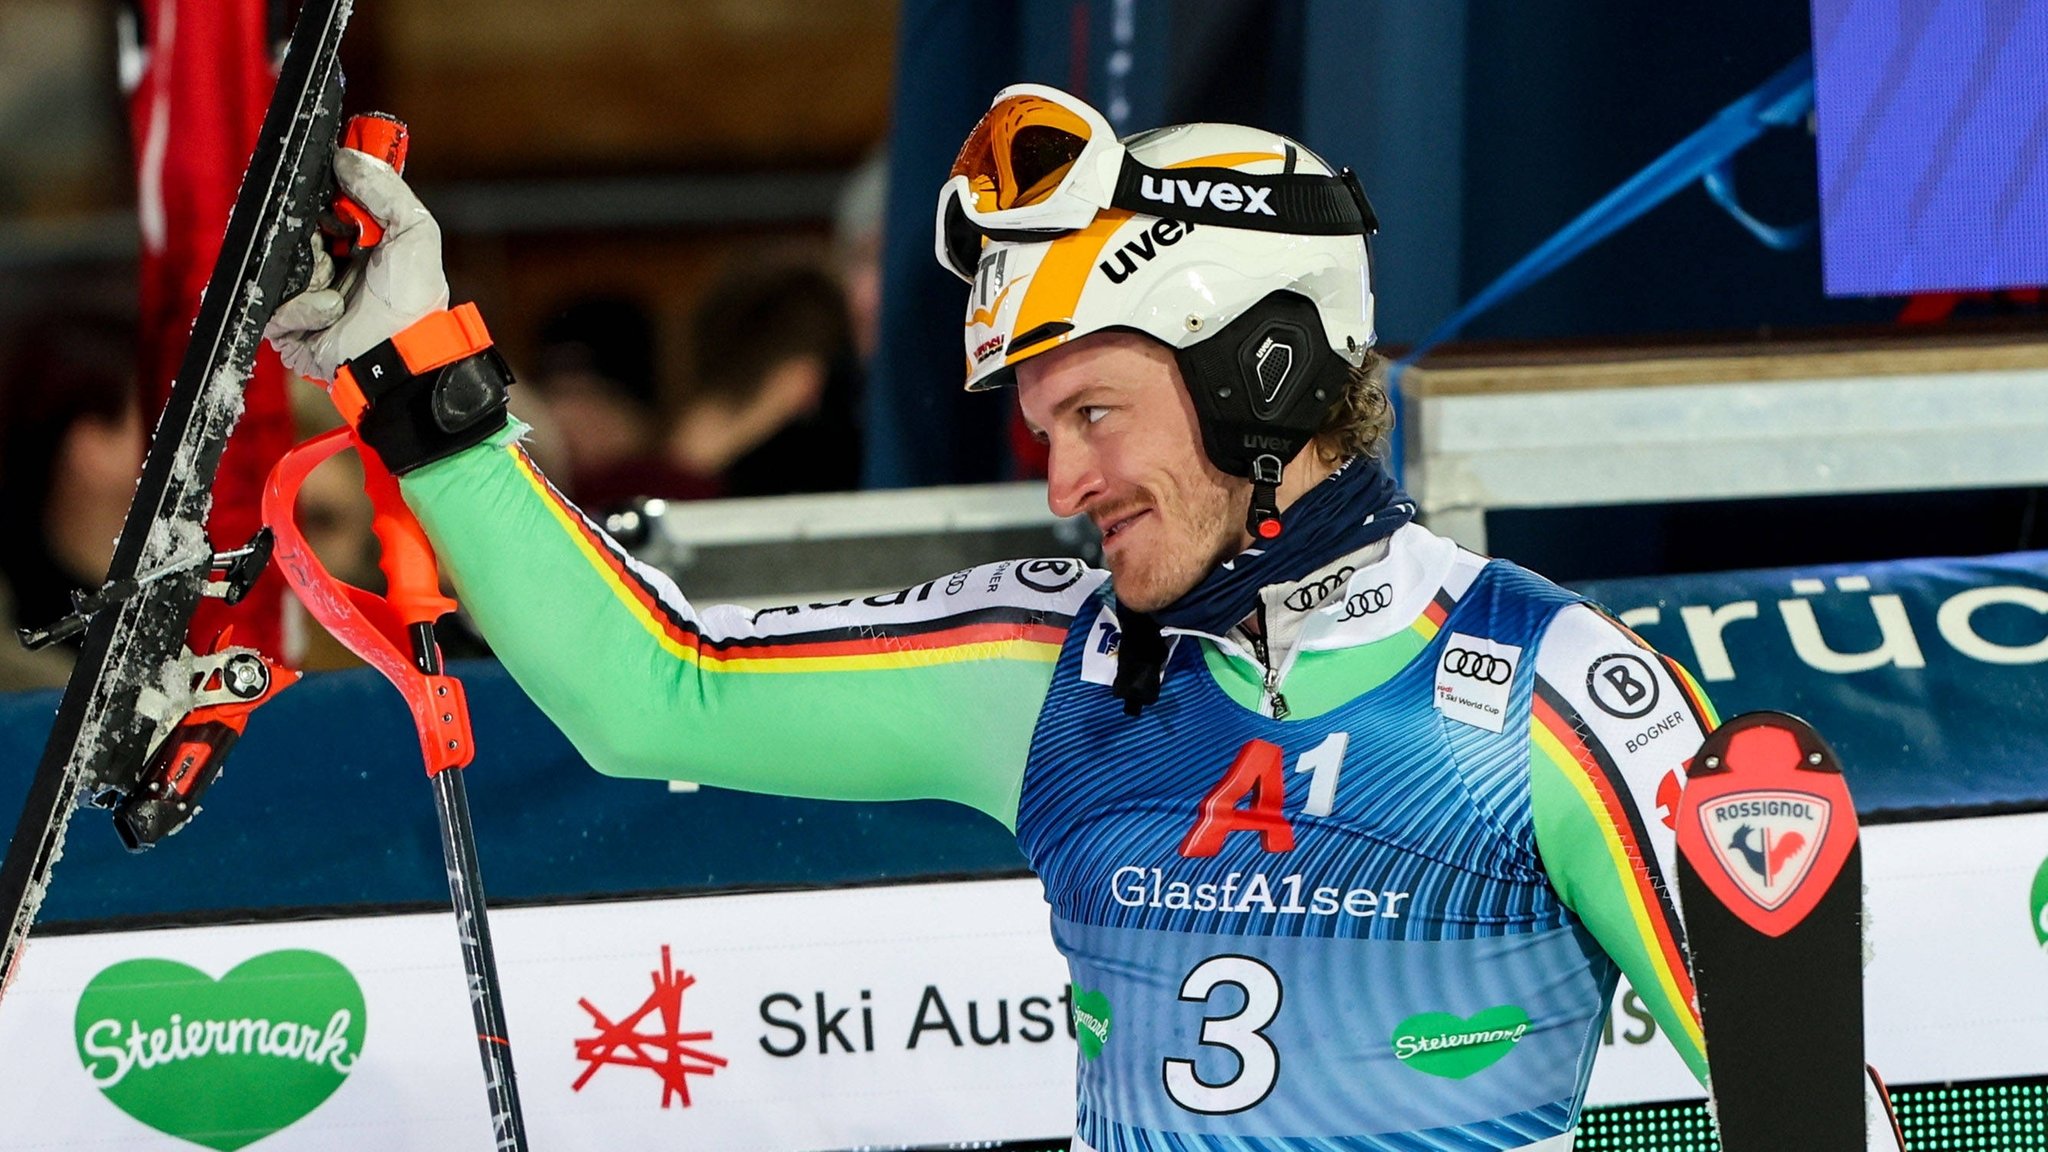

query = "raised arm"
[
  {"left": 263, "top": 143, "right": 1091, "bottom": 830},
  {"left": 402, "top": 427, "right": 1097, "bottom": 828},
  {"left": 1526, "top": 602, "right": 1722, "bottom": 1086}
]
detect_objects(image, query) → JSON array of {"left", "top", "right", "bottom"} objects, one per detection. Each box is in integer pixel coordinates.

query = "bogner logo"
[
  {"left": 1098, "top": 218, "right": 1195, "bottom": 284},
  {"left": 1698, "top": 790, "right": 1828, "bottom": 911},
  {"left": 1138, "top": 174, "right": 1279, "bottom": 216}
]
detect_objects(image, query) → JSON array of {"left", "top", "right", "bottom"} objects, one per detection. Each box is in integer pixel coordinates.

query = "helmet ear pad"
[{"left": 1173, "top": 290, "right": 1351, "bottom": 480}]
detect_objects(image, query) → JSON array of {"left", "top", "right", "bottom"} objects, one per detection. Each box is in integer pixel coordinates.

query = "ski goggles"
[{"left": 934, "top": 83, "right": 1379, "bottom": 282}]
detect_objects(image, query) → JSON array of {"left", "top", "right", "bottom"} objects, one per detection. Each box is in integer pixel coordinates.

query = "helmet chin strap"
[{"left": 1247, "top": 453, "right": 1285, "bottom": 540}]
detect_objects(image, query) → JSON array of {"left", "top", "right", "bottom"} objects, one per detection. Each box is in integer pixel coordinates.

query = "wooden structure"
[{"left": 1400, "top": 332, "right": 2048, "bottom": 551}]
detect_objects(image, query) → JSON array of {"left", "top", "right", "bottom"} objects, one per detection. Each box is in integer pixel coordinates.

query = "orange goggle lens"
[{"left": 950, "top": 95, "right": 1094, "bottom": 213}]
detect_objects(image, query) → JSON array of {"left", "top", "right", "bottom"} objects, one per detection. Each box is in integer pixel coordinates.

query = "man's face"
[{"left": 1016, "top": 331, "right": 1243, "bottom": 611}]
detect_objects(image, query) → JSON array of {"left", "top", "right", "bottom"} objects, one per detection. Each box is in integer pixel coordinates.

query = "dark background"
[{"left": 1, "top": 0, "right": 2040, "bottom": 579}]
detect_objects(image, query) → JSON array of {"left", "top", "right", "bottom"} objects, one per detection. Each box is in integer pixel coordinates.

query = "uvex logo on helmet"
[
  {"left": 1097, "top": 218, "right": 1196, "bottom": 284},
  {"left": 1138, "top": 174, "right": 1279, "bottom": 216}
]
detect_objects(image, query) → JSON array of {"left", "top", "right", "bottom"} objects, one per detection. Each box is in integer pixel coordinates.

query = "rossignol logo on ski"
[
  {"left": 1675, "top": 713, "right": 1859, "bottom": 938},
  {"left": 74, "top": 949, "right": 365, "bottom": 1150},
  {"left": 1695, "top": 791, "right": 1828, "bottom": 910},
  {"left": 1136, "top": 174, "right": 1278, "bottom": 216}
]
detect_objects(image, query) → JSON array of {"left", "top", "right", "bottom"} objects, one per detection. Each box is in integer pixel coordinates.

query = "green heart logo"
[
  {"left": 1070, "top": 983, "right": 1112, "bottom": 1060},
  {"left": 2033, "top": 854, "right": 2048, "bottom": 951},
  {"left": 1391, "top": 1005, "right": 1531, "bottom": 1079},
  {"left": 74, "top": 949, "right": 365, "bottom": 1150}
]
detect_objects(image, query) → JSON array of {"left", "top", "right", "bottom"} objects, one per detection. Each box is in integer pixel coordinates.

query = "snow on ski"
[{"left": 0, "top": 0, "right": 353, "bottom": 1003}]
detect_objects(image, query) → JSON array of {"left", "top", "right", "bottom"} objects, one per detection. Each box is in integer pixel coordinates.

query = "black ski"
[
  {"left": 1675, "top": 711, "right": 1900, "bottom": 1151},
  {"left": 0, "top": 0, "right": 351, "bottom": 1000}
]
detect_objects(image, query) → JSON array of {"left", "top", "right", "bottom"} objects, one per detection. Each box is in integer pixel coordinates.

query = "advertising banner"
[
  {"left": 0, "top": 880, "right": 1074, "bottom": 1151},
  {"left": 4, "top": 810, "right": 2046, "bottom": 1150},
  {"left": 1576, "top": 551, "right": 2048, "bottom": 817}
]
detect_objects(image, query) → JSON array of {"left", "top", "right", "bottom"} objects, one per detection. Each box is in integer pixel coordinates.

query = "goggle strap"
[
  {"left": 1109, "top": 158, "right": 1376, "bottom": 236},
  {"left": 1341, "top": 168, "right": 1381, "bottom": 234}
]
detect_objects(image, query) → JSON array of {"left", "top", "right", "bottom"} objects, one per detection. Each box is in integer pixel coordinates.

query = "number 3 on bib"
[{"left": 1163, "top": 955, "right": 1283, "bottom": 1114}]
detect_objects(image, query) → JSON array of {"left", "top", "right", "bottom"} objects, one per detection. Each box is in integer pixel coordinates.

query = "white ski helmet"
[{"left": 935, "top": 84, "right": 1378, "bottom": 536}]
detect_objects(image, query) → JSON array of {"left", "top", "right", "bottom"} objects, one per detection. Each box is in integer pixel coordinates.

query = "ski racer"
[{"left": 268, "top": 86, "right": 1721, "bottom": 1151}]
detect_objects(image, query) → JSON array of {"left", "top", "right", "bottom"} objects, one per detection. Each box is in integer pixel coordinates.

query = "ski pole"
[
  {"left": 361, "top": 443, "right": 532, "bottom": 1152},
  {"left": 281, "top": 112, "right": 526, "bottom": 1147},
  {"left": 265, "top": 427, "right": 530, "bottom": 1151}
]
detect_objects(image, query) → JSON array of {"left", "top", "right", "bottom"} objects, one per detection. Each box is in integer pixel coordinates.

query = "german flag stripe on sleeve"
[
  {"left": 1661, "top": 656, "right": 1720, "bottom": 731},
  {"left": 504, "top": 442, "right": 1069, "bottom": 673},
  {"left": 1531, "top": 680, "right": 1703, "bottom": 1051}
]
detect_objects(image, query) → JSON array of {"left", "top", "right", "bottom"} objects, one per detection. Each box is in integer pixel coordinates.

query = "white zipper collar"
[{"left": 1168, "top": 525, "right": 1462, "bottom": 712}]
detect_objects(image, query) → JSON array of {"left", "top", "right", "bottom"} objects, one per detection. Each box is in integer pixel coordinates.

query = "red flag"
[{"left": 124, "top": 0, "right": 294, "bottom": 660}]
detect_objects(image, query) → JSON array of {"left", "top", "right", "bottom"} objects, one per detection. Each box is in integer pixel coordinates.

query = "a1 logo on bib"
[{"left": 1675, "top": 713, "right": 1859, "bottom": 938}]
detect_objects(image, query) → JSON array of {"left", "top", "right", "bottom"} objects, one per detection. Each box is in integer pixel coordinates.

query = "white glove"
[{"left": 264, "top": 147, "right": 450, "bottom": 383}]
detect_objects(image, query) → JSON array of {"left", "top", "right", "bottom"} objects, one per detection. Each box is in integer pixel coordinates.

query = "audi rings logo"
[
  {"left": 1282, "top": 567, "right": 1355, "bottom": 613},
  {"left": 1442, "top": 647, "right": 1513, "bottom": 684},
  {"left": 1341, "top": 584, "right": 1394, "bottom": 620}
]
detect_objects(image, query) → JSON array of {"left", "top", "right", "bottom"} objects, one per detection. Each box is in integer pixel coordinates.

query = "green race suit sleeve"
[
  {"left": 1527, "top": 603, "right": 1722, "bottom": 1087},
  {"left": 395, "top": 428, "right": 1099, "bottom": 830}
]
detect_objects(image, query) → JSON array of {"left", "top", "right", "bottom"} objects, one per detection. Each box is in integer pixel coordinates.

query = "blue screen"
[{"left": 1811, "top": 0, "right": 2048, "bottom": 297}]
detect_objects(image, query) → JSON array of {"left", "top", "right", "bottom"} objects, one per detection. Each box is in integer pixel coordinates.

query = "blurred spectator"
[
  {"left": 0, "top": 313, "right": 142, "bottom": 689},
  {"left": 670, "top": 259, "right": 864, "bottom": 497},
  {"left": 531, "top": 295, "right": 715, "bottom": 511},
  {"left": 834, "top": 148, "right": 888, "bottom": 364}
]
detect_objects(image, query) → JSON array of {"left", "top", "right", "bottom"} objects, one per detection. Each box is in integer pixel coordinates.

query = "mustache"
[{"left": 1088, "top": 493, "right": 1155, "bottom": 531}]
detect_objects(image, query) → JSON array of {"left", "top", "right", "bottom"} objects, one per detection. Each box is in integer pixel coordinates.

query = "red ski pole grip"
[
  {"left": 334, "top": 113, "right": 409, "bottom": 254},
  {"left": 360, "top": 449, "right": 456, "bottom": 629},
  {"left": 263, "top": 428, "right": 474, "bottom": 775}
]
